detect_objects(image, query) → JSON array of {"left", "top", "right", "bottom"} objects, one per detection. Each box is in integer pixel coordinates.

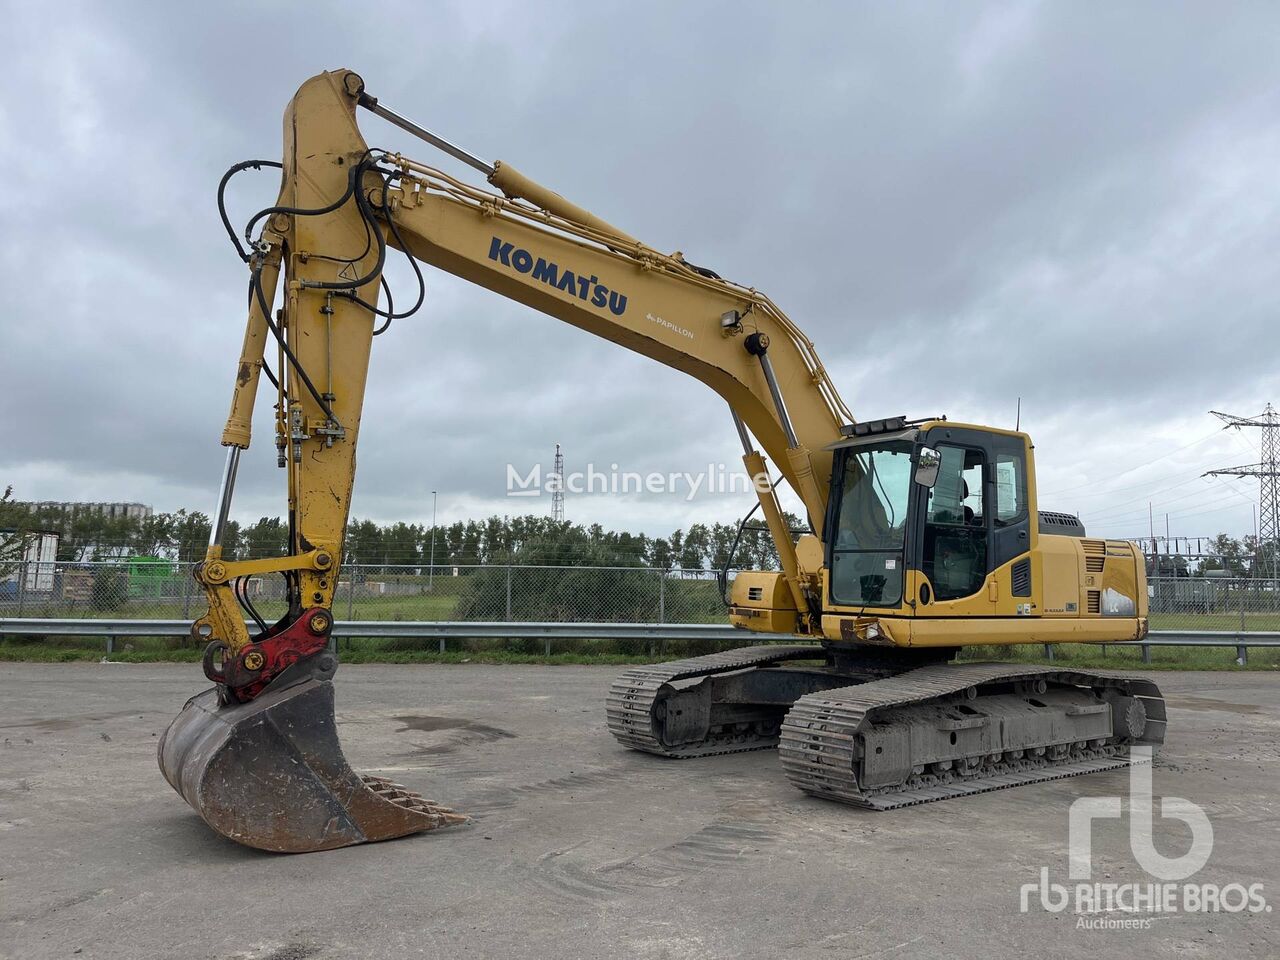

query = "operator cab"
[{"left": 824, "top": 418, "right": 1033, "bottom": 613}]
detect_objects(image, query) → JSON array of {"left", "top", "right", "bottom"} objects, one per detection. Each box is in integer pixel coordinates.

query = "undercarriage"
[{"left": 606, "top": 644, "right": 1166, "bottom": 808}]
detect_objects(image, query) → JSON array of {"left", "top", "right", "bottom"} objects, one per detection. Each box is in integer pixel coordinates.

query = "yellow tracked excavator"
[{"left": 159, "top": 69, "right": 1164, "bottom": 852}]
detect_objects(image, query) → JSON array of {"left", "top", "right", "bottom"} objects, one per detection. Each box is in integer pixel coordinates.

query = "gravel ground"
[{"left": 0, "top": 663, "right": 1276, "bottom": 960}]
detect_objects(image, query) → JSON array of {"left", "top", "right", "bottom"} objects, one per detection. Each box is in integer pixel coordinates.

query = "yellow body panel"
[
  {"left": 729, "top": 570, "right": 800, "bottom": 634},
  {"left": 820, "top": 613, "right": 1146, "bottom": 647},
  {"left": 816, "top": 538, "right": 1148, "bottom": 648},
  {"left": 1037, "top": 535, "right": 1082, "bottom": 616}
]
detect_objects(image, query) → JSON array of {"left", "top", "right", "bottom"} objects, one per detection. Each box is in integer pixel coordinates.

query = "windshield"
[
  {"left": 830, "top": 439, "right": 913, "bottom": 607},
  {"left": 835, "top": 441, "right": 912, "bottom": 549}
]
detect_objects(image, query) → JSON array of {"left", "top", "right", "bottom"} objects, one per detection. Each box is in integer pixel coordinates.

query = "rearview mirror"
[{"left": 914, "top": 447, "right": 941, "bottom": 488}]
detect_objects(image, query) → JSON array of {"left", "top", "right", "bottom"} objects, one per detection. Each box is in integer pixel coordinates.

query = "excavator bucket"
[{"left": 158, "top": 677, "right": 465, "bottom": 853}]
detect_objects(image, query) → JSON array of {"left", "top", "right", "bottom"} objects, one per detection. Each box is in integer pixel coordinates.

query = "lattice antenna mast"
[
  {"left": 1204, "top": 403, "right": 1279, "bottom": 579},
  {"left": 551, "top": 442, "right": 565, "bottom": 522}
]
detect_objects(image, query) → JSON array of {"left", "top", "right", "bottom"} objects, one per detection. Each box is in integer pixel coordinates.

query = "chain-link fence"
[
  {"left": 5, "top": 562, "right": 1280, "bottom": 631},
  {"left": 0, "top": 560, "right": 734, "bottom": 625},
  {"left": 1146, "top": 576, "right": 1280, "bottom": 632},
  {"left": 4, "top": 562, "right": 1280, "bottom": 664}
]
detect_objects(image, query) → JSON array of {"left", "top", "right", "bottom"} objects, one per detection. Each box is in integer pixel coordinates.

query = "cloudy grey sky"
[{"left": 2, "top": 0, "right": 1277, "bottom": 543}]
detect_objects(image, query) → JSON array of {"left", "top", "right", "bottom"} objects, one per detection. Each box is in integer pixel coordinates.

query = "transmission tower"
[
  {"left": 551, "top": 442, "right": 565, "bottom": 522},
  {"left": 1204, "top": 403, "right": 1279, "bottom": 579}
]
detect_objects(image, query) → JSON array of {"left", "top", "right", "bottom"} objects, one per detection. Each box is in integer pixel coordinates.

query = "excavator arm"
[
  {"left": 201, "top": 69, "right": 853, "bottom": 672},
  {"left": 159, "top": 69, "right": 852, "bottom": 852}
]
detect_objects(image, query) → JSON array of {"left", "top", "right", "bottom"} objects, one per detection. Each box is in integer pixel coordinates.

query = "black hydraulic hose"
[
  {"left": 333, "top": 164, "right": 426, "bottom": 324},
  {"left": 717, "top": 474, "right": 810, "bottom": 608},
  {"left": 260, "top": 361, "right": 280, "bottom": 391},
  {"left": 230, "top": 150, "right": 419, "bottom": 428},
  {"left": 230, "top": 151, "right": 422, "bottom": 337},
  {"left": 718, "top": 472, "right": 788, "bottom": 606},
  {"left": 243, "top": 159, "right": 403, "bottom": 423},
  {"left": 240, "top": 279, "right": 282, "bottom": 390},
  {"left": 240, "top": 158, "right": 394, "bottom": 422},
  {"left": 371, "top": 189, "right": 426, "bottom": 317},
  {"left": 251, "top": 265, "right": 339, "bottom": 424},
  {"left": 218, "top": 160, "right": 283, "bottom": 262},
  {"left": 371, "top": 278, "right": 394, "bottom": 336},
  {"left": 719, "top": 499, "right": 764, "bottom": 606},
  {"left": 235, "top": 577, "right": 268, "bottom": 635},
  {"left": 291, "top": 166, "right": 389, "bottom": 292},
  {"left": 241, "top": 156, "right": 363, "bottom": 249},
  {"left": 305, "top": 207, "right": 375, "bottom": 267}
]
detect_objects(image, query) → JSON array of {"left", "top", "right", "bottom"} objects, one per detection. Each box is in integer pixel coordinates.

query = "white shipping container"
[{"left": 1, "top": 531, "right": 60, "bottom": 592}]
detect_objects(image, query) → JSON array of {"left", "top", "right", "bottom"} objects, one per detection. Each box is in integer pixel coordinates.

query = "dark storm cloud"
[{"left": 2, "top": 0, "right": 1277, "bottom": 540}]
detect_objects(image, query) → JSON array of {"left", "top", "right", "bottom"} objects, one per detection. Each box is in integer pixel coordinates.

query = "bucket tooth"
[{"left": 158, "top": 677, "right": 465, "bottom": 853}]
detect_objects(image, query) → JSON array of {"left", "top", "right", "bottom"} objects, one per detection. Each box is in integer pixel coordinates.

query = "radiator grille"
[
  {"left": 1086, "top": 590, "right": 1101, "bottom": 614},
  {"left": 1082, "top": 539, "right": 1107, "bottom": 573},
  {"left": 747, "top": 586, "right": 764, "bottom": 601},
  {"left": 1011, "top": 558, "right": 1032, "bottom": 597}
]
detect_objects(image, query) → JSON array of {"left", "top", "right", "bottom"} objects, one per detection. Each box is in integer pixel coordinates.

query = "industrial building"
[{"left": 28, "top": 501, "right": 153, "bottom": 520}]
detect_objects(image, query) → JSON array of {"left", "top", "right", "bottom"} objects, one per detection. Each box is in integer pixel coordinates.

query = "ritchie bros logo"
[{"left": 1020, "top": 748, "right": 1268, "bottom": 930}]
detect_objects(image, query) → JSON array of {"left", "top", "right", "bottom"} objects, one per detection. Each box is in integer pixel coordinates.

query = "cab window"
[
  {"left": 829, "top": 439, "right": 913, "bottom": 607},
  {"left": 994, "top": 449, "right": 1027, "bottom": 526},
  {"left": 922, "top": 444, "right": 986, "bottom": 600}
]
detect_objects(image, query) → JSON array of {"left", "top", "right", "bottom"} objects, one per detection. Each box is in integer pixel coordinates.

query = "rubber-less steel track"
[
  {"left": 778, "top": 662, "right": 1166, "bottom": 809},
  {"left": 606, "top": 644, "right": 824, "bottom": 757}
]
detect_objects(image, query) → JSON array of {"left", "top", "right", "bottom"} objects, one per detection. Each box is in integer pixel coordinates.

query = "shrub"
[{"left": 90, "top": 569, "right": 127, "bottom": 611}]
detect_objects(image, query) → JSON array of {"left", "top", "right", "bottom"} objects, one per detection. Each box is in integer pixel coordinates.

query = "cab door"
[
  {"left": 909, "top": 427, "right": 1029, "bottom": 619},
  {"left": 913, "top": 436, "right": 994, "bottom": 614},
  {"left": 909, "top": 427, "right": 1034, "bottom": 617}
]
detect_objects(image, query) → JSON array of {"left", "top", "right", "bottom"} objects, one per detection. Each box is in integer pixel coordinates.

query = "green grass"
[
  {"left": 0, "top": 632, "right": 703, "bottom": 665},
  {"left": 3, "top": 591, "right": 467, "bottom": 623},
  {"left": 958, "top": 642, "right": 1280, "bottom": 671},
  {"left": 3, "top": 632, "right": 1277, "bottom": 669},
  {"left": 17, "top": 596, "right": 1278, "bottom": 632},
  {"left": 1148, "top": 611, "right": 1280, "bottom": 632}
]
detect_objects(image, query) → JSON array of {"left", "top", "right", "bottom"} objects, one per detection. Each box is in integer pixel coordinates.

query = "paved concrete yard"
[{"left": 0, "top": 663, "right": 1276, "bottom": 959}]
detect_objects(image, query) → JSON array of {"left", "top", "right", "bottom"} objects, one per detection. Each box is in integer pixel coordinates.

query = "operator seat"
[{"left": 925, "top": 479, "right": 986, "bottom": 599}]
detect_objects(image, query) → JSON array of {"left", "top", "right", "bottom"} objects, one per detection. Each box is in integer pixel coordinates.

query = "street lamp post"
[{"left": 428, "top": 490, "right": 437, "bottom": 591}]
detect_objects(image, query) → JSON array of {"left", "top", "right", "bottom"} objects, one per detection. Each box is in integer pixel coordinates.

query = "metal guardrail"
[
  {"left": 0, "top": 618, "right": 751, "bottom": 639},
  {"left": 1043, "top": 632, "right": 1280, "bottom": 665},
  {"left": 7, "top": 566, "right": 1280, "bottom": 638},
  {"left": 0, "top": 618, "right": 765, "bottom": 656},
  {"left": 2, "top": 617, "right": 1278, "bottom": 662}
]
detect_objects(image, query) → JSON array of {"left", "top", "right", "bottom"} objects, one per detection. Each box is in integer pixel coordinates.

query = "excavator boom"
[{"left": 160, "top": 68, "right": 1162, "bottom": 853}]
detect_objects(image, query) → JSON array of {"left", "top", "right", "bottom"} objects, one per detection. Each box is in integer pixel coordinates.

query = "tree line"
[
  {"left": 6, "top": 490, "right": 1275, "bottom": 577},
  {"left": 0, "top": 493, "right": 794, "bottom": 572},
  {"left": 1175, "top": 533, "right": 1278, "bottom": 578}
]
